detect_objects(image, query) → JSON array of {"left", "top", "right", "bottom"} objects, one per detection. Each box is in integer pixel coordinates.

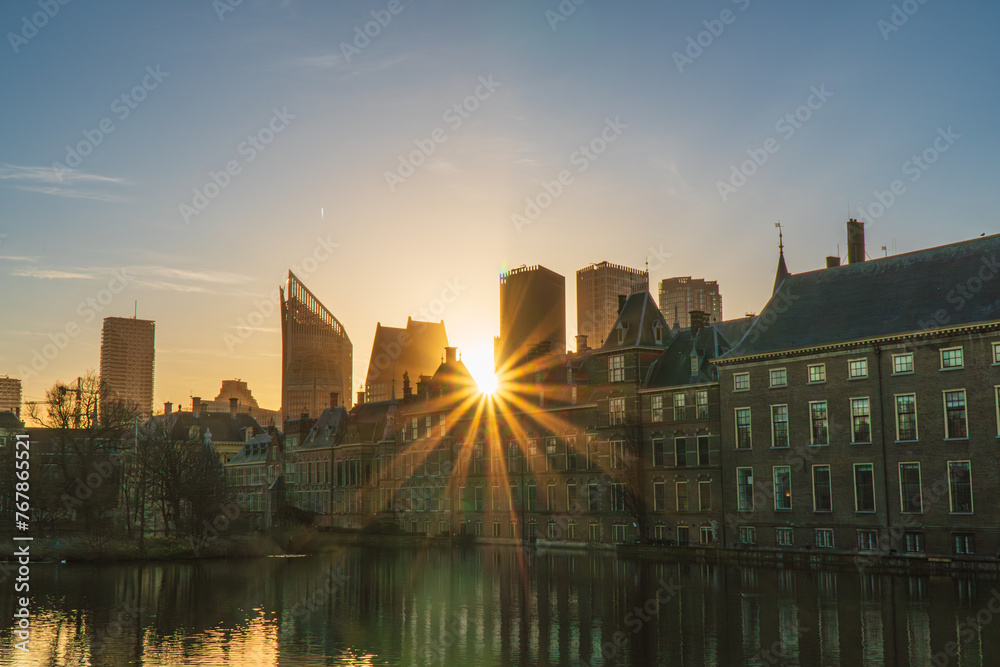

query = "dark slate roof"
[
  {"left": 153, "top": 411, "right": 266, "bottom": 442},
  {"left": 300, "top": 406, "right": 349, "bottom": 449},
  {"left": 644, "top": 320, "right": 743, "bottom": 388},
  {"left": 0, "top": 411, "right": 24, "bottom": 429},
  {"left": 726, "top": 233, "right": 1000, "bottom": 359},
  {"left": 600, "top": 291, "right": 669, "bottom": 351},
  {"left": 226, "top": 433, "right": 272, "bottom": 464}
]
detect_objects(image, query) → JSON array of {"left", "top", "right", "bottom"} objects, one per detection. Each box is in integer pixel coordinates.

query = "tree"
[{"left": 612, "top": 408, "right": 648, "bottom": 542}]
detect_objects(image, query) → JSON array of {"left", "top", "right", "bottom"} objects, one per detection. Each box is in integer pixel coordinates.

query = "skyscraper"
[
  {"left": 496, "top": 265, "right": 565, "bottom": 370},
  {"left": 99, "top": 317, "right": 155, "bottom": 417},
  {"left": 365, "top": 318, "right": 449, "bottom": 403},
  {"left": 576, "top": 261, "right": 648, "bottom": 346},
  {"left": 0, "top": 376, "right": 22, "bottom": 418},
  {"left": 657, "top": 277, "right": 723, "bottom": 329},
  {"left": 280, "top": 271, "right": 353, "bottom": 418}
]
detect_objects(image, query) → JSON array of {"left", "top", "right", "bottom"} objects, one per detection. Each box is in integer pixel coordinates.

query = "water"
[{"left": 3, "top": 546, "right": 1000, "bottom": 666}]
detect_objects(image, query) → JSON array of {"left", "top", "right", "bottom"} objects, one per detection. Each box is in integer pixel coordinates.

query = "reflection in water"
[{"left": 2, "top": 547, "right": 1000, "bottom": 666}]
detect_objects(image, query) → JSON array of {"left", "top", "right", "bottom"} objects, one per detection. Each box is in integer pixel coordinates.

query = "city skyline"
[{"left": 2, "top": 1, "right": 997, "bottom": 417}]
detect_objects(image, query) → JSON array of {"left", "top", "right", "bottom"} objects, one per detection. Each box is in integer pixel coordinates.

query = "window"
[
  {"left": 587, "top": 435, "right": 598, "bottom": 470},
  {"left": 609, "top": 396, "right": 625, "bottom": 426},
  {"left": 527, "top": 483, "right": 537, "bottom": 511},
  {"left": 654, "top": 524, "right": 668, "bottom": 541},
  {"left": 696, "top": 390, "right": 709, "bottom": 419},
  {"left": 940, "top": 347, "right": 964, "bottom": 369},
  {"left": 700, "top": 526, "right": 715, "bottom": 545},
  {"left": 769, "top": 368, "right": 787, "bottom": 387},
  {"left": 653, "top": 322, "right": 663, "bottom": 344},
  {"left": 854, "top": 463, "right": 876, "bottom": 513},
  {"left": 904, "top": 532, "right": 925, "bottom": 553},
  {"left": 771, "top": 405, "right": 789, "bottom": 448},
  {"left": 776, "top": 527, "right": 794, "bottom": 547},
  {"left": 994, "top": 342, "right": 1000, "bottom": 364},
  {"left": 566, "top": 436, "right": 578, "bottom": 470},
  {"left": 547, "top": 485, "right": 556, "bottom": 511},
  {"left": 609, "top": 354, "right": 625, "bottom": 382},
  {"left": 895, "top": 394, "right": 918, "bottom": 441},
  {"left": 474, "top": 485, "right": 484, "bottom": 511},
  {"left": 953, "top": 533, "right": 975, "bottom": 555},
  {"left": 773, "top": 466, "right": 792, "bottom": 510},
  {"left": 676, "top": 481, "right": 689, "bottom": 511},
  {"left": 948, "top": 461, "right": 973, "bottom": 513},
  {"left": 809, "top": 401, "right": 829, "bottom": 445},
  {"left": 857, "top": 530, "right": 878, "bottom": 552},
  {"left": 673, "top": 393, "right": 687, "bottom": 421},
  {"left": 899, "top": 463, "right": 922, "bottom": 513},
  {"left": 439, "top": 415, "right": 446, "bottom": 437},
  {"left": 734, "top": 372, "right": 749, "bottom": 391},
  {"left": 944, "top": 390, "right": 967, "bottom": 439},
  {"left": 589, "top": 523, "right": 601, "bottom": 542},
  {"left": 699, "top": 480, "right": 711, "bottom": 511},
  {"left": 735, "top": 408, "right": 752, "bottom": 449},
  {"left": 611, "top": 440, "right": 625, "bottom": 469},
  {"left": 568, "top": 522, "right": 577, "bottom": 540},
  {"left": 697, "top": 436, "right": 710, "bottom": 466},
  {"left": 528, "top": 438, "right": 538, "bottom": 456},
  {"left": 815, "top": 528, "right": 835, "bottom": 548},
  {"left": 739, "top": 526, "right": 757, "bottom": 545},
  {"left": 812, "top": 465, "right": 832, "bottom": 512},
  {"left": 892, "top": 353, "right": 914, "bottom": 374},
  {"left": 410, "top": 418, "right": 418, "bottom": 441},
  {"left": 612, "top": 524, "right": 628, "bottom": 543},
  {"left": 588, "top": 483, "right": 600, "bottom": 512},
  {"left": 808, "top": 364, "right": 826, "bottom": 383},
  {"left": 651, "top": 395, "right": 664, "bottom": 422},
  {"left": 566, "top": 481, "right": 576, "bottom": 505},
  {"left": 653, "top": 482, "right": 666, "bottom": 511},
  {"left": 676, "top": 525, "right": 689, "bottom": 546},
  {"left": 674, "top": 438, "right": 687, "bottom": 467},
  {"left": 997, "top": 386, "right": 1000, "bottom": 436},
  {"left": 611, "top": 483, "right": 627, "bottom": 512},
  {"left": 851, "top": 398, "right": 871, "bottom": 443},
  {"left": 849, "top": 358, "right": 868, "bottom": 379},
  {"left": 424, "top": 416, "right": 432, "bottom": 438},
  {"left": 736, "top": 468, "right": 754, "bottom": 511},
  {"left": 652, "top": 437, "right": 666, "bottom": 467}
]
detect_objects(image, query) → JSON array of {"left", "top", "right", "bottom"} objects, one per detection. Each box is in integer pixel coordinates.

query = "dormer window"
[
  {"left": 653, "top": 321, "right": 663, "bottom": 344},
  {"left": 690, "top": 353, "right": 699, "bottom": 375},
  {"left": 616, "top": 323, "right": 627, "bottom": 345}
]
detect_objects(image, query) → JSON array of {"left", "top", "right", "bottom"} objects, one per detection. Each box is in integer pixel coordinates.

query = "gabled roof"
[
  {"left": 0, "top": 411, "right": 24, "bottom": 430},
  {"left": 725, "top": 233, "right": 1000, "bottom": 359},
  {"left": 600, "top": 291, "right": 669, "bottom": 351},
  {"left": 644, "top": 319, "right": 744, "bottom": 388}
]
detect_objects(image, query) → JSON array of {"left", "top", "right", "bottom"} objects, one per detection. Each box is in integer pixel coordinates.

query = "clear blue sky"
[{"left": 1, "top": 0, "right": 997, "bottom": 411}]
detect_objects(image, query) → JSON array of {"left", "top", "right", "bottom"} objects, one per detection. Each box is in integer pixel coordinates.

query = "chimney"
[
  {"left": 329, "top": 391, "right": 339, "bottom": 408},
  {"left": 192, "top": 396, "right": 201, "bottom": 415},
  {"left": 689, "top": 310, "right": 710, "bottom": 334},
  {"left": 199, "top": 401, "right": 208, "bottom": 417},
  {"left": 164, "top": 402, "right": 172, "bottom": 415},
  {"left": 826, "top": 256, "right": 841, "bottom": 269},
  {"left": 575, "top": 334, "right": 589, "bottom": 353},
  {"left": 847, "top": 219, "right": 865, "bottom": 264},
  {"left": 445, "top": 347, "right": 457, "bottom": 364},
  {"left": 617, "top": 294, "right": 627, "bottom": 314},
  {"left": 357, "top": 389, "right": 365, "bottom": 406},
  {"left": 229, "top": 397, "right": 239, "bottom": 417}
]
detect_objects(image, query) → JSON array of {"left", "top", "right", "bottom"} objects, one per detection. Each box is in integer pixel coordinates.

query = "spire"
[{"left": 773, "top": 222, "right": 790, "bottom": 294}]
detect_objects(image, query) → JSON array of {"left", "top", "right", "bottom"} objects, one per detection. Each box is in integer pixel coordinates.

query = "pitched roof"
[
  {"left": 0, "top": 411, "right": 24, "bottom": 429},
  {"left": 154, "top": 411, "right": 266, "bottom": 442},
  {"left": 599, "top": 291, "right": 669, "bottom": 351},
  {"left": 725, "top": 233, "right": 1000, "bottom": 359},
  {"left": 364, "top": 318, "right": 449, "bottom": 397}
]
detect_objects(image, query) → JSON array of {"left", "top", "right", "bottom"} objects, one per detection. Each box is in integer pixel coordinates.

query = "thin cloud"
[
  {"left": 0, "top": 256, "right": 37, "bottom": 262},
  {"left": 11, "top": 267, "right": 98, "bottom": 280},
  {"left": 12, "top": 185, "right": 127, "bottom": 203},
  {"left": 1, "top": 164, "right": 127, "bottom": 202}
]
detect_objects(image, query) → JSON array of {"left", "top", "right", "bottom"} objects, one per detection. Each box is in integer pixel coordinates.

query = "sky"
[{"left": 1, "top": 0, "right": 997, "bottom": 415}]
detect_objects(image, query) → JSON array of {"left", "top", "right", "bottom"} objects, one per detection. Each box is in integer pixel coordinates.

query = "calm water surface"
[{"left": 3, "top": 546, "right": 1000, "bottom": 666}]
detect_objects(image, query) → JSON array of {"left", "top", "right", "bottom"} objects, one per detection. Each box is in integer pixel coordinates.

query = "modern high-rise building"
[
  {"left": 495, "top": 265, "right": 565, "bottom": 370},
  {"left": 364, "top": 318, "right": 449, "bottom": 403},
  {"left": 576, "top": 261, "right": 648, "bottom": 346},
  {"left": 658, "top": 276, "right": 723, "bottom": 328},
  {"left": 0, "top": 376, "right": 22, "bottom": 417},
  {"left": 280, "top": 271, "right": 353, "bottom": 418},
  {"left": 99, "top": 317, "right": 155, "bottom": 417}
]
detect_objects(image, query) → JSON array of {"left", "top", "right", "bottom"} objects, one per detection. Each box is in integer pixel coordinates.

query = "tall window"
[
  {"left": 810, "top": 401, "right": 829, "bottom": 445},
  {"left": 993, "top": 342, "right": 1000, "bottom": 364},
  {"left": 609, "top": 354, "right": 625, "bottom": 382},
  {"left": 674, "top": 393, "right": 687, "bottom": 420},
  {"left": 609, "top": 396, "right": 626, "bottom": 426},
  {"left": 527, "top": 483, "right": 537, "bottom": 511},
  {"left": 812, "top": 465, "right": 832, "bottom": 512},
  {"left": 735, "top": 408, "right": 752, "bottom": 449},
  {"left": 948, "top": 461, "right": 973, "bottom": 513},
  {"left": 776, "top": 527, "right": 794, "bottom": 547},
  {"left": 651, "top": 395, "right": 663, "bottom": 422},
  {"left": 769, "top": 368, "right": 787, "bottom": 387},
  {"left": 736, "top": 467, "right": 754, "bottom": 511},
  {"left": 652, "top": 437, "right": 666, "bottom": 467},
  {"left": 944, "top": 390, "right": 968, "bottom": 438},
  {"left": 611, "top": 440, "right": 625, "bottom": 469},
  {"left": 566, "top": 436, "right": 578, "bottom": 470},
  {"left": 696, "top": 390, "right": 709, "bottom": 418},
  {"left": 854, "top": 463, "right": 876, "bottom": 513},
  {"left": 674, "top": 438, "right": 687, "bottom": 467},
  {"left": 697, "top": 435, "right": 710, "bottom": 466},
  {"left": 899, "top": 463, "right": 922, "bottom": 513},
  {"left": 849, "top": 358, "right": 868, "bottom": 379},
  {"left": 851, "top": 398, "right": 871, "bottom": 443},
  {"left": 588, "top": 483, "right": 600, "bottom": 512},
  {"left": 771, "top": 405, "right": 789, "bottom": 448},
  {"left": 895, "top": 394, "right": 917, "bottom": 441},
  {"left": 653, "top": 482, "right": 665, "bottom": 511},
  {"left": 808, "top": 364, "right": 826, "bottom": 383},
  {"left": 734, "top": 372, "right": 750, "bottom": 391},
  {"left": 892, "top": 353, "right": 914, "bottom": 374},
  {"left": 676, "top": 481, "right": 689, "bottom": 512},
  {"left": 547, "top": 485, "right": 556, "bottom": 511},
  {"left": 587, "top": 435, "right": 598, "bottom": 470},
  {"left": 940, "top": 347, "right": 964, "bottom": 369},
  {"left": 773, "top": 466, "right": 792, "bottom": 510},
  {"left": 699, "top": 481, "right": 711, "bottom": 511}
]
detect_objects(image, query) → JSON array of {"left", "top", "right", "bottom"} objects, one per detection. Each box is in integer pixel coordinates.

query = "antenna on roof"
[
  {"left": 775, "top": 221, "right": 783, "bottom": 252},
  {"left": 881, "top": 245, "right": 888, "bottom": 257},
  {"left": 134, "top": 300, "right": 137, "bottom": 318}
]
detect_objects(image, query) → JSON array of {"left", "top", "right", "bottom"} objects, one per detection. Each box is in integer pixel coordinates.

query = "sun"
[{"left": 462, "top": 346, "right": 499, "bottom": 395}]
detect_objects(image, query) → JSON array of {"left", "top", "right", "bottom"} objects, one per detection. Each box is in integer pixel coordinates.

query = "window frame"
[
  {"left": 773, "top": 465, "right": 792, "bottom": 511},
  {"left": 853, "top": 463, "right": 876, "bottom": 513},
  {"left": 848, "top": 357, "right": 869, "bottom": 379},
  {"left": 807, "top": 363, "right": 826, "bottom": 384},
  {"left": 894, "top": 393, "right": 918, "bottom": 442},
  {"left": 609, "top": 396, "right": 626, "bottom": 426},
  {"left": 674, "top": 437, "right": 687, "bottom": 467},
  {"left": 651, "top": 394, "right": 664, "bottom": 423},
  {"left": 696, "top": 435, "right": 710, "bottom": 466},
  {"left": 850, "top": 397, "right": 872, "bottom": 444},
  {"left": 733, "top": 372, "right": 750, "bottom": 392},
  {"left": 769, "top": 368, "right": 787, "bottom": 388},
  {"left": 892, "top": 352, "right": 914, "bottom": 375},
  {"left": 775, "top": 527, "right": 794, "bottom": 547},
  {"left": 899, "top": 462, "right": 923, "bottom": 513},
  {"left": 943, "top": 389, "right": 968, "bottom": 439},
  {"left": 698, "top": 480, "right": 712, "bottom": 511},
  {"left": 809, "top": 400, "right": 829, "bottom": 446},
  {"left": 770, "top": 404, "right": 789, "bottom": 448},
  {"left": 735, "top": 407, "right": 752, "bottom": 450},
  {"left": 940, "top": 346, "right": 964, "bottom": 370},
  {"left": 947, "top": 460, "right": 973, "bottom": 514},
  {"left": 608, "top": 354, "right": 625, "bottom": 383},
  {"left": 696, "top": 389, "right": 709, "bottom": 419},
  {"left": 815, "top": 528, "right": 835, "bottom": 549},
  {"left": 652, "top": 437, "right": 666, "bottom": 467},
  {"left": 675, "top": 480, "right": 689, "bottom": 512},
  {"left": 736, "top": 467, "right": 754, "bottom": 512},
  {"left": 811, "top": 464, "right": 832, "bottom": 513}
]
